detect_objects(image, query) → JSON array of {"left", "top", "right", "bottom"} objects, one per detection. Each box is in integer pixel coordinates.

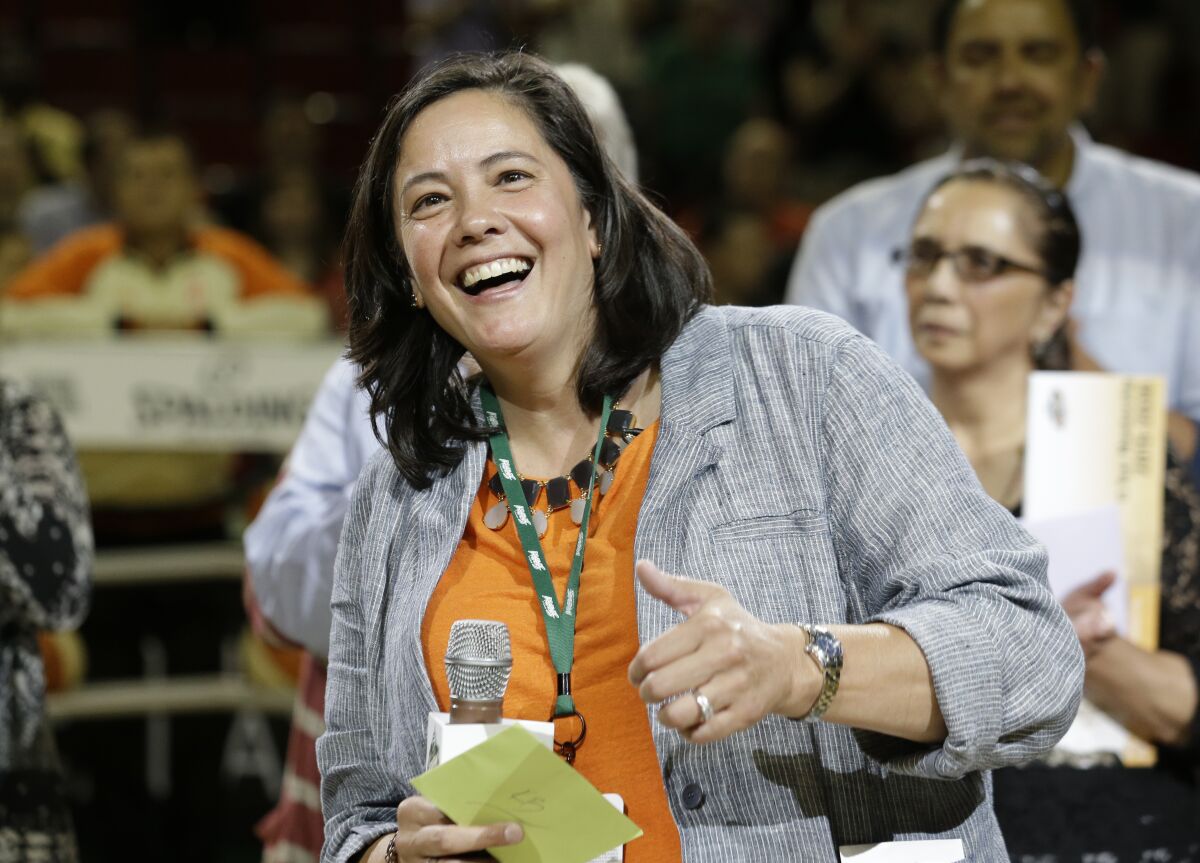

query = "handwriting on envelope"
[{"left": 411, "top": 726, "right": 642, "bottom": 863}]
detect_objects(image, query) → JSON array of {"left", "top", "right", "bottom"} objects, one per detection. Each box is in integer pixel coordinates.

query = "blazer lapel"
[{"left": 635, "top": 307, "right": 736, "bottom": 643}]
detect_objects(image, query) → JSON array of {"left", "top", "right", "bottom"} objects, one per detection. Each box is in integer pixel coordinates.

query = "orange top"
[
  {"left": 422, "top": 421, "right": 681, "bottom": 863},
  {"left": 3, "top": 223, "right": 313, "bottom": 301}
]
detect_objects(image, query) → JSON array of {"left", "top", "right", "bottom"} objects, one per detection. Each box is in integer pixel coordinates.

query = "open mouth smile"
[{"left": 457, "top": 256, "right": 533, "bottom": 297}]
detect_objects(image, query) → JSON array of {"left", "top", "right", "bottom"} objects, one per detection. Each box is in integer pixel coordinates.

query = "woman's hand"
[
  {"left": 387, "top": 796, "right": 523, "bottom": 862},
  {"left": 627, "top": 560, "right": 816, "bottom": 744},
  {"left": 1061, "top": 572, "right": 1117, "bottom": 658}
]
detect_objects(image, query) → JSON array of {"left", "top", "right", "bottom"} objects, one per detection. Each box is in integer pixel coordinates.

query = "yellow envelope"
[{"left": 411, "top": 725, "right": 643, "bottom": 863}]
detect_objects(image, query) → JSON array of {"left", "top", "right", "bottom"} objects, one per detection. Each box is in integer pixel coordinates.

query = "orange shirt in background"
[
  {"left": 422, "top": 421, "right": 681, "bottom": 863},
  {"left": 3, "top": 223, "right": 313, "bottom": 301}
]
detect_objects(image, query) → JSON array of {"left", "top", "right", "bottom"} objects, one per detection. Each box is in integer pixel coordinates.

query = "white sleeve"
[
  {"left": 244, "top": 357, "right": 377, "bottom": 659},
  {"left": 782, "top": 202, "right": 866, "bottom": 333},
  {"left": 1177, "top": 284, "right": 1200, "bottom": 424}
]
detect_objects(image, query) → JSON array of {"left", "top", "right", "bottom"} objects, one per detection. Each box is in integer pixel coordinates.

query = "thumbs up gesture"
[{"left": 627, "top": 560, "right": 818, "bottom": 744}]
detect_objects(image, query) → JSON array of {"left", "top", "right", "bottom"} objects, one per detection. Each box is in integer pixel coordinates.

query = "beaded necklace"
[{"left": 482, "top": 407, "right": 642, "bottom": 538}]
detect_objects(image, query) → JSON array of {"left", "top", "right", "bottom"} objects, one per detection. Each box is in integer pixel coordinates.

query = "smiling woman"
[
  {"left": 342, "top": 54, "right": 705, "bottom": 490},
  {"left": 391, "top": 89, "right": 602, "bottom": 393},
  {"left": 319, "top": 52, "right": 1085, "bottom": 863}
]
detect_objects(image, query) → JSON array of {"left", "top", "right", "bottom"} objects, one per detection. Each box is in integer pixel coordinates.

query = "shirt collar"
[{"left": 946, "top": 123, "right": 1095, "bottom": 194}]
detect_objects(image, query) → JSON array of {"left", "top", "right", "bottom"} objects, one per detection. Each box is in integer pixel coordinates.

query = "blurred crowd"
[{"left": 4, "top": 0, "right": 1200, "bottom": 316}]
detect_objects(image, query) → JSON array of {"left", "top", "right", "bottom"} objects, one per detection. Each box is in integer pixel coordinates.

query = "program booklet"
[{"left": 1022, "top": 371, "right": 1166, "bottom": 766}]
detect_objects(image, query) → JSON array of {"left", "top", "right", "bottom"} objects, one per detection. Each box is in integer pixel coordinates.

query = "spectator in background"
[
  {"left": 0, "top": 120, "right": 37, "bottom": 228},
  {"left": 224, "top": 97, "right": 354, "bottom": 332},
  {"left": 0, "top": 37, "right": 84, "bottom": 185},
  {"left": 0, "top": 119, "right": 36, "bottom": 290},
  {"left": 535, "top": 1, "right": 644, "bottom": 93},
  {"left": 19, "top": 109, "right": 135, "bottom": 254},
  {"left": 0, "top": 378, "right": 92, "bottom": 863},
  {"left": 638, "top": 0, "right": 760, "bottom": 210},
  {"left": 697, "top": 117, "right": 811, "bottom": 306},
  {"left": 0, "top": 129, "right": 328, "bottom": 541},
  {"left": 785, "top": 0, "right": 1200, "bottom": 481},
  {"left": 0, "top": 129, "right": 327, "bottom": 338},
  {"left": 553, "top": 63, "right": 639, "bottom": 183},
  {"left": 258, "top": 174, "right": 347, "bottom": 333},
  {"left": 900, "top": 158, "right": 1200, "bottom": 861}
]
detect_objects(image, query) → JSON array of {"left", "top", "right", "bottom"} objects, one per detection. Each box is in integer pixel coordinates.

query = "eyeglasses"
[{"left": 893, "top": 239, "right": 1049, "bottom": 283}]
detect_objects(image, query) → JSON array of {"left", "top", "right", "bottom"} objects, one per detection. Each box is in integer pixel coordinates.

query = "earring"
[{"left": 410, "top": 290, "right": 424, "bottom": 310}]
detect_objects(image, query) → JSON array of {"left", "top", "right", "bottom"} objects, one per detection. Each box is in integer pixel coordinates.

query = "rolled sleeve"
[{"left": 820, "top": 334, "right": 1084, "bottom": 778}]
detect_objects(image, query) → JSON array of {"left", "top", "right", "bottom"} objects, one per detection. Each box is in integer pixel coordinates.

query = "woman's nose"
[
  {"left": 454, "top": 191, "right": 504, "bottom": 245},
  {"left": 918, "top": 256, "right": 962, "bottom": 302}
]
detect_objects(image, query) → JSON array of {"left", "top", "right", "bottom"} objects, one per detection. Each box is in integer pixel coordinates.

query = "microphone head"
[{"left": 445, "top": 619, "right": 512, "bottom": 703}]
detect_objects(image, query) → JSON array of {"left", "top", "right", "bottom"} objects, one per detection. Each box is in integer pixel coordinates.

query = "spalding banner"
[{"left": 1, "top": 336, "right": 343, "bottom": 451}]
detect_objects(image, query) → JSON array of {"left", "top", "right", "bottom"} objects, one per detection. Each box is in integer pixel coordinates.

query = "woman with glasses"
[{"left": 900, "top": 159, "right": 1200, "bottom": 860}]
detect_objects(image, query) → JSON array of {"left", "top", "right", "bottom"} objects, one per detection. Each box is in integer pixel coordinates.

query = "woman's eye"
[
  {"left": 411, "top": 193, "right": 447, "bottom": 213},
  {"left": 499, "top": 170, "right": 531, "bottom": 184},
  {"left": 963, "top": 248, "right": 1000, "bottom": 276}
]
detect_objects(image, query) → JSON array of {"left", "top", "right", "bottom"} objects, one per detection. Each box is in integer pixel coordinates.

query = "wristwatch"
[{"left": 796, "top": 624, "right": 842, "bottom": 722}]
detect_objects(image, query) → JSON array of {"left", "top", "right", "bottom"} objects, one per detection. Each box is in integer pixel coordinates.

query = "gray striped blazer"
[{"left": 318, "top": 305, "right": 1083, "bottom": 862}]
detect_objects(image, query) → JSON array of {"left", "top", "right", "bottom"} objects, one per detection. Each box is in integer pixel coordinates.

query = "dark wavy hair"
[
  {"left": 343, "top": 51, "right": 712, "bottom": 488},
  {"left": 923, "top": 158, "right": 1082, "bottom": 370}
]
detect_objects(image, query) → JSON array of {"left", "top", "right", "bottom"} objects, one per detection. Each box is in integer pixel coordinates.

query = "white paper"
[
  {"left": 839, "top": 839, "right": 964, "bottom": 862},
  {"left": 1020, "top": 504, "right": 1129, "bottom": 636},
  {"left": 586, "top": 795, "right": 626, "bottom": 863},
  {"left": 1055, "top": 699, "right": 1131, "bottom": 756}
]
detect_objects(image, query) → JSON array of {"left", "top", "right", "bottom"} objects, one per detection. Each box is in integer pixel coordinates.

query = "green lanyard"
[{"left": 479, "top": 384, "right": 613, "bottom": 720}]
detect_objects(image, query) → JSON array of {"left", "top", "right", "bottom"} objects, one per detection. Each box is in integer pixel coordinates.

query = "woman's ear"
[
  {"left": 587, "top": 212, "right": 601, "bottom": 260},
  {"left": 1034, "top": 278, "right": 1074, "bottom": 343}
]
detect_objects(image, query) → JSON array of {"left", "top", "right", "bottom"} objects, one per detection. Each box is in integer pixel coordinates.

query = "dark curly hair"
[{"left": 343, "top": 51, "right": 711, "bottom": 488}]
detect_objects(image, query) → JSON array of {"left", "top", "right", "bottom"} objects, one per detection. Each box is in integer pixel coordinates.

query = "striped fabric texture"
[{"left": 318, "top": 305, "right": 1084, "bottom": 862}]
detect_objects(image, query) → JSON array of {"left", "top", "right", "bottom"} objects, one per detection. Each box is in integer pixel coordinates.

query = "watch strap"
[{"left": 797, "top": 623, "right": 842, "bottom": 722}]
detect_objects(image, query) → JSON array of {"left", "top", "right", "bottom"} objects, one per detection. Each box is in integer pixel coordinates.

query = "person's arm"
[
  {"left": 631, "top": 562, "right": 944, "bottom": 744},
  {"left": 632, "top": 333, "right": 1080, "bottom": 765},
  {"left": 1084, "top": 639, "right": 1198, "bottom": 749},
  {"left": 0, "top": 383, "right": 92, "bottom": 632},
  {"left": 244, "top": 358, "right": 374, "bottom": 660},
  {"left": 782, "top": 202, "right": 863, "bottom": 328},
  {"left": 822, "top": 334, "right": 1082, "bottom": 776}
]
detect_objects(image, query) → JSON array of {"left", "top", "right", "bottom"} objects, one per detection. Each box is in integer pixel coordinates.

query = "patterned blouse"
[{"left": 0, "top": 378, "right": 92, "bottom": 860}]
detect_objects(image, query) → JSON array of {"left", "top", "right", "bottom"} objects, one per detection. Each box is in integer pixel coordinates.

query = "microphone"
[
  {"left": 446, "top": 619, "right": 513, "bottom": 725},
  {"left": 425, "top": 619, "right": 554, "bottom": 769}
]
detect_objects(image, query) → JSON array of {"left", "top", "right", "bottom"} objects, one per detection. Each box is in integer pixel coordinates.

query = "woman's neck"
[
  {"left": 482, "top": 359, "right": 660, "bottom": 480},
  {"left": 929, "top": 357, "right": 1030, "bottom": 462}
]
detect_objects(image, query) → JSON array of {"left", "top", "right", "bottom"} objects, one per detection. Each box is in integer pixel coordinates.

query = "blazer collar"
[{"left": 658, "top": 305, "right": 737, "bottom": 437}]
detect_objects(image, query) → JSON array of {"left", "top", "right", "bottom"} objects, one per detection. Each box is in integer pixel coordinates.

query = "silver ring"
[{"left": 695, "top": 692, "right": 715, "bottom": 724}]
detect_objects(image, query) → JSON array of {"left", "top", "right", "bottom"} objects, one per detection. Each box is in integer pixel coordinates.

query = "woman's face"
[
  {"left": 905, "top": 179, "right": 1069, "bottom": 375},
  {"left": 392, "top": 88, "right": 599, "bottom": 372}
]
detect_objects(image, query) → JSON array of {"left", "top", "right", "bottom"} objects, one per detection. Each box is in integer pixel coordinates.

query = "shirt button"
[{"left": 681, "top": 782, "right": 705, "bottom": 810}]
